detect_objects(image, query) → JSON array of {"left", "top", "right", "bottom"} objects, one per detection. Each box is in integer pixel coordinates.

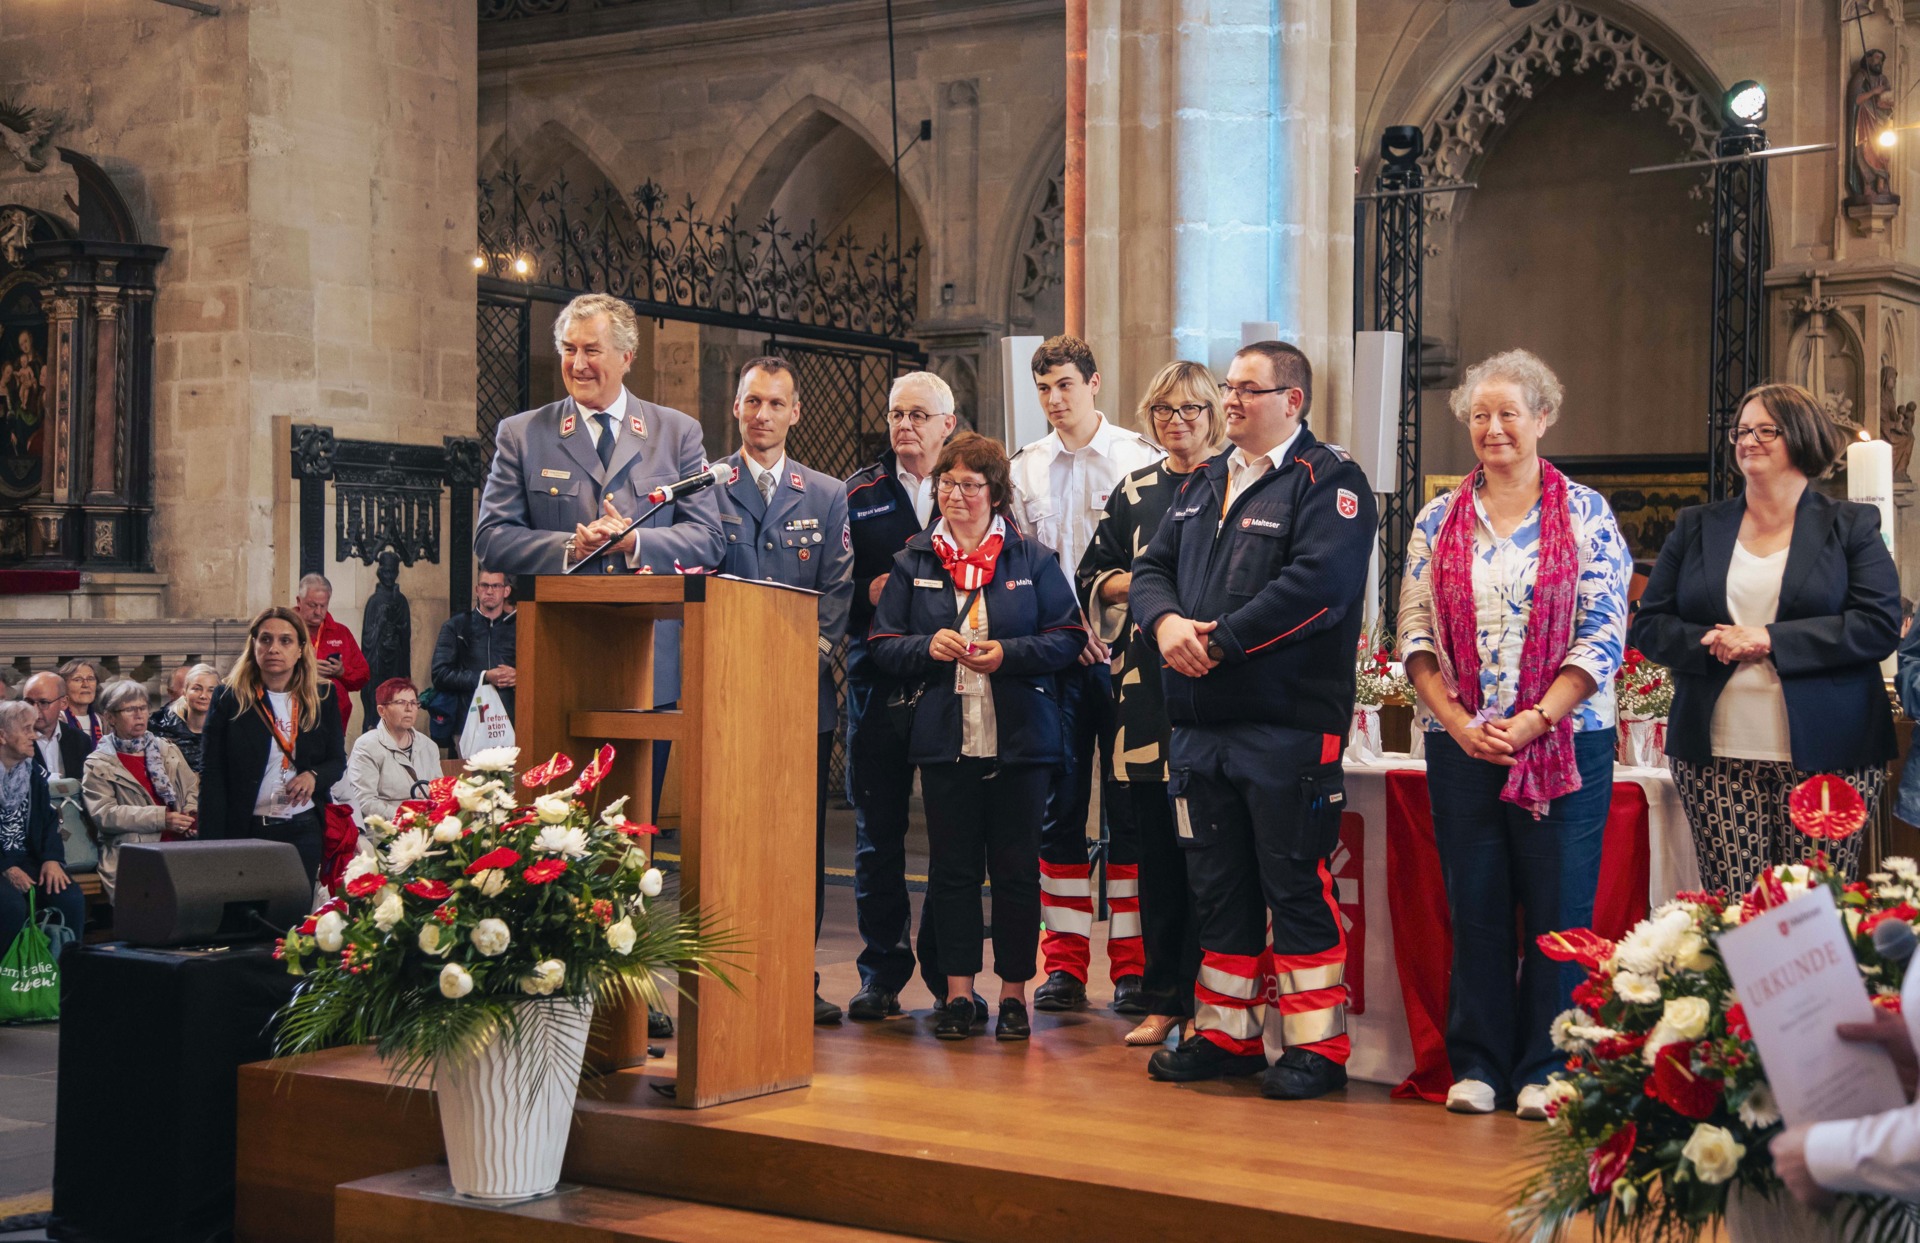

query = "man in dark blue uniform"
[
  {"left": 715, "top": 356, "right": 854, "bottom": 1026},
  {"left": 1128, "top": 340, "right": 1376, "bottom": 1102},
  {"left": 839, "top": 371, "right": 957, "bottom": 1021}
]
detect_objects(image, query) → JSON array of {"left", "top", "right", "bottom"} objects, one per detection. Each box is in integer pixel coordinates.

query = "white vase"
[
  {"left": 1347, "top": 704, "right": 1382, "bottom": 762},
  {"left": 436, "top": 995, "right": 594, "bottom": 1200},
  {"left": 1725, "top": 1184, "right": 1851, "bottom": 1242}
]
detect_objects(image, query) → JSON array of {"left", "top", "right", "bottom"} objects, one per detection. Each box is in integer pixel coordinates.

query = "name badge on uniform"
[
  {"left": 540, "top": 468, "right": 571, "bottom": 480},
  {"left": 913, "top": 577, "right": 945, "bottom": 589}
]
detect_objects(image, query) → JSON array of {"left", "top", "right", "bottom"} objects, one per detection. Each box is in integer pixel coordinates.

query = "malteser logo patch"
[
  {"left": 1242, "top": 516, "right": 1283, "bottom": 531},
  {"left": 1336, "top": 488, "right": 1359, "bottom": 519}
]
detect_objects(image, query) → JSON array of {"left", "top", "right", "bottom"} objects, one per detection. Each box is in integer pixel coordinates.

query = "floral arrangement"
[
  {"left": 1355, "top": 628, "right": 1412, "bottom": 708},
  {"left": 1515, "top": 776, "right": 1919, "bottom": 1242},
  {"left": 271, "top": 745, "right": 739, "bottom": 1086},
  {"left": 1615, "top": 648, "right": 1674, "bottom": 721}
]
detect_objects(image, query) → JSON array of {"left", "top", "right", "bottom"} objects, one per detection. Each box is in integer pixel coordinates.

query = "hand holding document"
[{"left": 1717, "top": 886, "right": 1907, "bottom": 1127}]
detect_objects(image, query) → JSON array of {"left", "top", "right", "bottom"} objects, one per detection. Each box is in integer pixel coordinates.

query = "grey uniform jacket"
[
  {"left": 475, "top": 390, "right": 725, "bottom": 706},
  {"left": 714, "top": 452, "right": 854, "bottom": 734}
]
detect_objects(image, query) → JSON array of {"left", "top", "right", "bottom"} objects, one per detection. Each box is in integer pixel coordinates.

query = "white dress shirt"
[
  {"left": 1009, "top": 413, "right": 1162, "bottom": 579},
  {"left": 896, "top": 466, "right": 935, "bottom": 526},
  {"left": 744, "top": 453, "right": 788, "bottom": 503},
  {"left": 1806, "top": 966, "right": 1920, "bottom": 1196},
  {"left": 35, "top": 734, "right": 62, "bottom": 780},
  {"left": 1223, "top": 425, "right": 1303, "bottom": 513},
  {"left": 578, "top": 387, "right": 627, "bottom": 452}
]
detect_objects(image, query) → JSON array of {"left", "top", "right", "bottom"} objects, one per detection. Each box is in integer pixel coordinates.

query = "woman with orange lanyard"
[{"left": 199, "top": 607, "right": 346, "bottom": 888}]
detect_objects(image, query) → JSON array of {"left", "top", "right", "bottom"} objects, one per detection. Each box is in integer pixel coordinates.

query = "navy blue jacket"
[
  {"left": 843, "top": 450, "right": 934, "bottom": 682},
  {"left": 1129, "top": 427, "right": 1377, "bottom": 735},
  {"left": 716, "top": 452, "right": 854, "bottom": 734},
  {"left": 2, "top": 760, "right": 67, "bottom": 876},
  {"left": 1628, "top": 490, "right": 1898, "bottom": 771},
  {"left": 868, "top": 526, "right": 1087, "bottom": 766}
]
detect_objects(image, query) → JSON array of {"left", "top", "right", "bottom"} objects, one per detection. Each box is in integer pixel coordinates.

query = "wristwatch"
[{"left": 1206, "top": 638, "right": 1225, "bottom": 664}]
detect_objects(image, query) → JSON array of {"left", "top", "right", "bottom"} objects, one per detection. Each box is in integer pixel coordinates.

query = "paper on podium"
[{"left": 1716, "top": 885, "right": 1906, "bottom": 1128}]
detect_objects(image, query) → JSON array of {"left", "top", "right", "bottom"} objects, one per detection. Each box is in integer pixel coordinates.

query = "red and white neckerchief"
[{"left": 930, "top": 515, "right": 1006, "bottom": 591}]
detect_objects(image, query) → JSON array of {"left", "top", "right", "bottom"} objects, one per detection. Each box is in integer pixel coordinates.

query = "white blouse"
[{"left": 1709, "top": 542, "right": 1792, "bottom": 762}]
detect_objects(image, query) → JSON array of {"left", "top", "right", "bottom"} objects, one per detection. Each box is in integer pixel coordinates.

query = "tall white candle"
[{"left": 1847, "top": 435, "right": 1896, "bottom": 555}]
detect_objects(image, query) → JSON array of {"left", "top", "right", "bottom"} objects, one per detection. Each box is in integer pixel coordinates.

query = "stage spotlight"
[
  {"left": 512, "top": 256, "right": 531, "bottom": 276},
  {"left": 1726, "top": 80, "right": 1768, "bottom": 126},
  {"left": 1880, "top": 129, "right": 1899, "bottom": 149},
  {"left": 471, "top": 254, "right": 485, "bottom": 270}
]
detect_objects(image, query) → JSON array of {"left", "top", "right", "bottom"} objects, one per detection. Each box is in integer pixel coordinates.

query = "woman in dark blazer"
[
  {"left": 0, "top": 700, "right": 85, "bottom": 957},
  {"left": 200, "top": 606, "right": 347, "bottom": 888},
  {"left": 870, "top": 432, "right": 1086, "bottom": 1044},
  {"left": 1630, "top": 383, "right": 1899, "bottom": 892}
]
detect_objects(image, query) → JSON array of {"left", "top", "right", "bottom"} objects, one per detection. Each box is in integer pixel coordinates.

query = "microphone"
[
  {"left": 1875, "top": 917, "right": 1918, "bottom": 967},
  {"left": 649, "top": 461, "right": 730, "bottom": 505}
]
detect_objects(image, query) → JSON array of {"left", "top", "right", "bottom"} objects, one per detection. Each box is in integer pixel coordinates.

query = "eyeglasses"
[
  {"left": 1149, "top": 403, "right": 1209, "bottom": 423},
  {"left": 385, "top": 699, "right": 420, "bottom": 709},
  {"left": 935, "top": 478, "right": 989, "bottom": 497},
  {"left": 23, "top": 698, "right": 61, "bottom": 709},
  {"left": 886, "top": 408, "right": 942, "bottom": 426},
  {"left": 1728, "top": 425, "right": 1784, "bottom": 445},
  {"left": 1220, "top": 383, "right": 1293, "bottom": 401}
]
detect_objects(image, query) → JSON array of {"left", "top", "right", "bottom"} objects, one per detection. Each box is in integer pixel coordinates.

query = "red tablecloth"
[{"left": 1383, "top": 771, "right": 1651, "bottom": 1102}]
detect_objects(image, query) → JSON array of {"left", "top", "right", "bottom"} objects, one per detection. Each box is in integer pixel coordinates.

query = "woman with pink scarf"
[{"left": 1398, "top": 349, "right": 1631, "bottom": 1121}]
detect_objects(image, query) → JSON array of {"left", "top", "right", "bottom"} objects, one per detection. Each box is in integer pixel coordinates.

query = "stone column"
[
  {"left": 23, "top": 290, "right": 83, "bottom": 563},
  {"left": 1085, "top": 0, "right": 1356, "bottom": 443}
]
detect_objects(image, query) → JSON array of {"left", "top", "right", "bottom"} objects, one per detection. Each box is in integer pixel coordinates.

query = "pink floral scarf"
[{"left": 1431, "top": 460, "right": 1582, "bottom": 817}]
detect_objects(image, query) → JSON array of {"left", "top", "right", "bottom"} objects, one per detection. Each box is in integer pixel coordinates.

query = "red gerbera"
[
  {"left": 613, "top": 819, "right": 661, "bottom": 837},
  {"left": 1571, "top": 977, "right": 1611, "bottom": 1012},
  {"left": 344, "top": 872, "right": 386, "bottom": 898},
  {"left": 521, "top": 752, "right": 576, "bottom": 789},
  {"left": 405, "top": 879, "right": 452, "bottom": 901},
  {"left": 1593, "top": 1032, "right": 1648, "bottom": 1062},
  {"left": 466, "top": 847, "right": 521, "bottom": 875},
  {"left": 1588, "top": 1124, "right": 1637, "bottom": 1196},
  {"left": 523, "top": 858, "right": 568, "bottom": 885},
  {"left": 1725, "top": 1003, "right": 1752, "bottom": 1041}
]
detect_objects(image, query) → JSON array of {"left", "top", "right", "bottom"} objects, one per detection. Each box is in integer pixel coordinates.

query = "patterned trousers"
[{"left": 1669, "top": 756, "right": 1884, "bottom": 895}]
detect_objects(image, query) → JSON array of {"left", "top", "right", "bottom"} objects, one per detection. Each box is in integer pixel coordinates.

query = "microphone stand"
[{"left": 563, "top": 493, "right": 676, "bottom": 575}]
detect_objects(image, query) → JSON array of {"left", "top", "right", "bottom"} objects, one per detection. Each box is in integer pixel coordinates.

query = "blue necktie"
[{"left": 593, "top": 412, "right": 615, "bottom": 470}]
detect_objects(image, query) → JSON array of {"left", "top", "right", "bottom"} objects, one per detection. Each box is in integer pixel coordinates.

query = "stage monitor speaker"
[
  {"left": 1352, "top": 330, "right": 1405, "bottom": 490},
  {"left": 114, "top": 839, "right": 312, "bottom": 947}
]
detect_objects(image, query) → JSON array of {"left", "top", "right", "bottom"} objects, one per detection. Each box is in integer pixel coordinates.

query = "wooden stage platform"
[{"left": 237, "top": 999, "right": 1586, "bottom": 1243}]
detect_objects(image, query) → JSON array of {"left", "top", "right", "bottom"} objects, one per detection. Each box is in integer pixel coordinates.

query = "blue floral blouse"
[{"left": 1397, "top": 479, "right": 1631, "bottom": 733}]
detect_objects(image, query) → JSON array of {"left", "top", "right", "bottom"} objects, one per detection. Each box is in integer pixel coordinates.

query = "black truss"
[
  {"left": 1708, "top": 127, "right": 1768, "bottom": 502},
  {"left": 1372, "top": 143, "right": 1425, "bottom": 626}
]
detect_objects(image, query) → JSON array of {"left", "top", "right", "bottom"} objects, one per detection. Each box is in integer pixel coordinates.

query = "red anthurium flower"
[
  {"left": 521, "top": 752, "right": 576, "bottom": 789},
  {"left": 428, "top": 798, "right": 460, "bottom": 822},
  {"left": 345, "top": 872, "right": 386, "bottom": 898},
  {"left": 316, "top": 898, "right": 345, "bottom": 918},
  {"left": 500, "top": 811, "right": 540, "bottom": 832},
  {"left": 523, "top": 858, "right": 568, "bottom": 885},
  {"left": 1861, "top": 905, "right": 1918, "bottom": 937},
  {"left": 1588, "top": 1124, "right": 1637, "bottom": 1196},
  {"left": 296, "top": 915, "right": 317, "bottom": 935},
  {"left": 1647, "top": 1041, "right": 1722, "bottom": 1119},
  {"left": 404, "top": 879, "right": 452, "bottom": 901},
  {"left": 1593, "top": 1032, "right": 1647, "bottom": 1062},
  {"left": 575, "top": 744, "right": 617, "bottom": 794},
  {"left": 1790, "top": 774, "right": 1868, "bottom": 842},
  {"left": 1537, "top": 928, "right": 1616, "bottom": 970},
  {"left": 427, "top": 775, "right": 458, "bottom": 800},
  {"left": 466, "top": 847, "right": 521, "bottom": 874}
]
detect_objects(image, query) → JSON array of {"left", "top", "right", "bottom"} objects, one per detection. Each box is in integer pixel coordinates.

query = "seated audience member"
[
  {"left": 167, "top": 663, "right": 193, "bottom": 704},
  {"left": 151, "top": 663, "right": 221, "bottom": 773},
  {"left": 22, "top": 673, "right": 89, "bottom": 783},
  {"left": 431, "top": 568, "right": 517, "bottom": 736},
  {"left": 346, "top": 678, "right": 442, "bottom": 845},
  {"left": 0, "top": 701, "right": 85, "bottom": 957},
  {"left": 199, "top": 607, "right": 346, "bottom": 889},
  {"left": 79, "top": 680, "right": 198, "bottom": 900},
  {"left": 869, "top": 432, "right": 1086, "bottom": 1045},
  {"left": 59, "top": 659, "right": 104, "bottom": 747}
]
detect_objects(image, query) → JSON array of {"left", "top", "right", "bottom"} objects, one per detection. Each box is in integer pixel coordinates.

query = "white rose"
[
  {"left": 520, "top": 958, "right": 566, "bottom": 996},
  {"left": 417, "top": 922, "right": 450, "bottom": 957},
  {"left": 534, "top": 825, "right": 590, "bottom": 858},
  {"left": 384, "top": 827, "right": 433, "bottom": 874},
  {"left": 1662, "top": 996, "right": 1711, "bottom": 1041},
  {"left": 534, "top": 793, "right": 573, "bottom": 825},
  {"left": 313, "top": 909, "right": 345, "bottom": 953},
  {"left": 372, "top": 886, "right": 405, "bottom": 932},
  {"left": 640, "top": 867, "right": 664, "bottom": 898},
  {"left": 473, "top": 869, "right": 508, "bottom": 898},
  {"left": 599, "top": 796, "right": 632, "bottom": 825},
  {"left": 455, "top": 782, "right": 490, "bottom": 812},
  {"left": 1673, "top": 933, "right": 1714, "bottom": 974},
  {"left": 1737, "top": 1082, "right": 1780, "bottom": 1129},
  {"left": 606, "top": 918, "right": 636, "bottom": 955},
  {"left": 1613, "top": 972, "right": 1662, "bottom": 1004},
  {"left": 342, "top": 850, "right": 384, "bottom": 887},
  {"left": 464, "top": 746, "right": 520, "bottom": 773},
  {"left": 1681, "top": 1123, "right": 1746, "bottom": 1185},
  {"left": 470, "top": 917, "right": 512, "bottom": 957},
  {"left": 438, "top": 962, "right": 474, "bottom": 999},
  {"left": 365, "top": 815, "right": 395, "bottom": 841},
  {"left": 432, "top": 816, "right": 464, "bottom": 843}
]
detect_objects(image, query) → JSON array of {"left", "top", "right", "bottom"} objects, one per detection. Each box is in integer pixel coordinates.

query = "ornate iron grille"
[
  {"left": 476, "top": 292, "right": 530, "bottom": 449},
  {"left": 1372, "top": 136, "right": 1426, "bottom": 626},
  {"left": 1708, "top": 128, "right": 1768, "bottom": 502},
  {"left": 478, "top": 168, "right": 921, "bottom": 346}
]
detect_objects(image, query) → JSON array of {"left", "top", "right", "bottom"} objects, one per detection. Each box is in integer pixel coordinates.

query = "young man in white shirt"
[{"left": 1008, "top": 336, "right": 1163, "bottom": 1013}]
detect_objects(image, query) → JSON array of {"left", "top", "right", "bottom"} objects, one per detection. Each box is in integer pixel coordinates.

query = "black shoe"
[
  {"left": 847, "top": 985, "right": 902, "bottom": 1022},
  {"left": 1261, "top": 1048, "right": 1348, "bottom": 1100},
  {"left": 1032, "top": 970, "right": 1087, "bottom": 1012},
  {"left": 648, "top": 1008, "right": 674, "bottom": 1039},
  {"left": 814, "top": 992, "right": 843, "bottom": 1025},
  {"left": 1147, "top": 1034, "right": 1267, "bottom": 1083},
  {"left": 996, "top": 998, "right": 1031, "bottom": 1042},
  {"left": 1111, "top": 975, "right": 1148, "bottom": 1015},
  {"left": 929, "top": 991, "right": 990, "bottom": 1025},
  {"left": 934, "top": 996, "right": 975, "bottom": 1041}
]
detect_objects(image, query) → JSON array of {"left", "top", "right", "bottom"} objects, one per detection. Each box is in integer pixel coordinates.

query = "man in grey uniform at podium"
[{"left": 475, "top": 291, "right": 723, "bottom": 1040}]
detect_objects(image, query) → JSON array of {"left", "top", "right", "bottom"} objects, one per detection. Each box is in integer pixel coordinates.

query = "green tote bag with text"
[{"left": 0, "top": 891, "right": 60, "bottom": 1023}]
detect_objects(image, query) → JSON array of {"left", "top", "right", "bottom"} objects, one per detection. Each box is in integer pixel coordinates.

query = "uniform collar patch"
[{"left": 560, "top": 413, "right": 577, "bottom": 437}]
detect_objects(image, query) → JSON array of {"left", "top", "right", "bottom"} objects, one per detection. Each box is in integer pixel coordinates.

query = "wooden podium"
[{"left": 515, "top": 574, "right": 814, "bottom": 1108}]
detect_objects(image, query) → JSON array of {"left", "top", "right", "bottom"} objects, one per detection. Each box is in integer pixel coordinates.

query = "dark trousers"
[
  {"left": 1424, "top": 727, "right": 1615, "bottom": 1095},
  {"left": 845, "top": 678, "right": 936, "bottom": 993},
  {"left": 0, "top": 876, "right": 87, "bottom": 961},
  {"left": 919, "top": 760, "right": 1049, "bottom": 983},
  {"left": 253, "top": 809, "right": 324, "bottom": 889},
  {"left": 1131, "top": 780, "right": 1199, "bottom": 1019},
  {"left": 816, "top": 730, "right": 831, "bottom": 943},
  {"left": 1039, "top": 662, "right": 1115, "bottom": 867}
]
